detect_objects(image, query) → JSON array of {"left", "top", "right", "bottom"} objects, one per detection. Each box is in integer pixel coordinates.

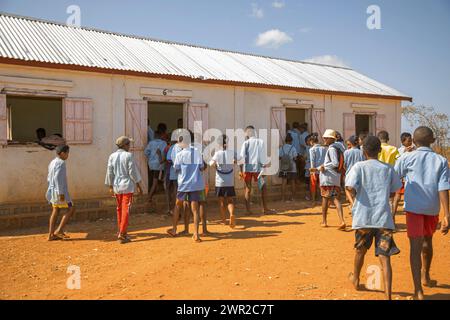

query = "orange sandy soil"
[{"left": 0, "top": 200, "right": 449, "bottom": 300}]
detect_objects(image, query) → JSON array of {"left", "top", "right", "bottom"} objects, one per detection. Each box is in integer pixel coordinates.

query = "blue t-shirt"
[
  {"left": 344, "top": 147, "right": 365, "bottom": 175},
  {"left": 395, "top": 147, "right": 450, "bottom": 215},
  {"left": 346, "top": 159, "right": 402, "bottom": 230},
  {"left": 144, "top": 139, "right": 167, "bottom": 171},
  {"left": 309, "top": 144, "right": 326, "bottom": 169},
  {"left": 174, "top": 146, "right": 205, "bottom": 192},
  {"left": 167, "top": 143, "right": 183, "bottom": 181},
  {"left": 211, "top": 149, "right": 240, "bottom": 187}
]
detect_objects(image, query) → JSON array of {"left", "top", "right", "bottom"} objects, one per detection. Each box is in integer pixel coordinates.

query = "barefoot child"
[
  {"left": 165, "top": 132, "right": 183, "bottom": 215},
  {"left": 309, "top": 134, "right": 326, "bottom": 204},
  {"left": 46, "top": 145, "right": 75, "bottom": 241},
  {"left": 319, "top": 129, "right": 346, "bottom": 230},
  {"left": 144, "top": 131, "right": 167, "bottom": 204},
  {"left": 395, "top": 126, "right": 449, "bottom": 300},
  {"left": 392, "top": 132, "right": 416, "bottom": 220},
  {"left": 167, "top": 131, "right": 205, "bottom": 242},
  {"left": 278, "top": 133, "right": 298, "bottom": 202},
  {"left": 210, "top": 135, "right": 240, "bottom": 228},
  {"left": 346, "top": 136, "right": 402, "bottom": 300},
  {"left": 344, "top": 135, "right": 365, "bottom": 209},
  {"left": 239, "top": 125, "right": 275, "bottom": 215},
  {"left": 105, "top": 136, "right": 143, "bottom": 244}
]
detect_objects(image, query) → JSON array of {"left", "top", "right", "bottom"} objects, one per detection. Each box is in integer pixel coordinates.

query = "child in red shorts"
[{"left": 395, "top": 126, "right": 449, "bottom": 300}]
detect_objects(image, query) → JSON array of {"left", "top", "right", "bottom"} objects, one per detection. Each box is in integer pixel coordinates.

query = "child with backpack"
[
  {"left": 319, "top": 129, "right": 346, "bottom": 230},
  {"left": 344, "top": 135, "right": 366, "bottom": 209},
  {"left": 279, "top": 133, "right": 299, "bottom": 202}
]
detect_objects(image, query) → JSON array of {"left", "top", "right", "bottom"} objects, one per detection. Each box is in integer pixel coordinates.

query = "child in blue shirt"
[
  {"left": 144, "top": 131, "right": 167, "bottom": 203},
  {"left": 46, "top": 145, "right": 75, "bottom": 241},
  {"left": 278, "top": 133, "right": 298, "bottom": 202},
  {"left": 346, "top": 136, "right": 402, "bottom": 300},
  {"left": 167, "top": 130, "right": 205, "bottom": 243},
  {"left": 309, "top": 134, "right": 326, "bottom": 204},
  {"left": 394, "top": 126, "right": 449, "bottom": 300},
  {"left": 344, "top": 135, "right": 365, "bottom": 209},
  {"left": 210, "top": 135, "right": 240, "bottom": 228}
]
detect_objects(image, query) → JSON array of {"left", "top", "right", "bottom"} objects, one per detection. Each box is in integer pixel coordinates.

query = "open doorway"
[
  {"left": 147, "top": 101, "right": 184, "bottom": 195},
  {"left": 286, "top": 108, "right": 310, "bottom": 133},
  {"left": 355, "top": 114, "right": 374, "bottom": 136}
]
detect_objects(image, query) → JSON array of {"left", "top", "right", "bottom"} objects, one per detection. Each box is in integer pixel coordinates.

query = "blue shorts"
[{"left": 177, "top": 191, "right": 204, "bottom": 202}]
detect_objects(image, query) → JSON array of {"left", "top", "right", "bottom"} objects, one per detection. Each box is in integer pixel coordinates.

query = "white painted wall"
[{"left": 0, "top": 63, "right": 403, "bottom": 203}]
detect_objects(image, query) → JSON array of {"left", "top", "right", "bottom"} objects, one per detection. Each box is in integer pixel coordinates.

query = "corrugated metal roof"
[{"left": 0, "top": 13, "right": 411, "bottom": 100}]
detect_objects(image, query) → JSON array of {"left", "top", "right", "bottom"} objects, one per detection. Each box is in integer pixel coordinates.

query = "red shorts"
[
  {"left": 243, "top": 172, "right": 259, "bottom": 183},
  {"left": 310, "top": 173, "right": 320, "bottom": 194},
  {"left": 398, "top": 181, "right": 405, "bottom": 195},
  {"left": 405, "top": 212, "right": 439, "bottom": 238}
]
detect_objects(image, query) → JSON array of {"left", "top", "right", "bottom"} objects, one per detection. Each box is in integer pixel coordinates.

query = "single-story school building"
[{"left": 0, "top": 13, "right": 412, "bottom": 204}]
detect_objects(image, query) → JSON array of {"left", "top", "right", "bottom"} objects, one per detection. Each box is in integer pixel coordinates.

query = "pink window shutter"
[
  {"left": 312, "top": 109, "right": 325, "bottom": 140},
  {"left": 188, "top": 103, "right": 209, "bottom": 140},
  {"left": 0, "top": 94, "right": 7, "bottom": 146},
  {"left": 270, "top": 107, "right": 286, "bottom": 145},
  {"left": 125, "top": 99, "right": 148, "bottom": 194},
  {"left": 343, "top": 113, "right": 356, "bottom": 140},
  {"left": 64, "top": 98, "right": 93, "bottom": 144},
  {"left": 270, "top": 107, "right": 286, "bottom": 186},
  {"left": 376, "top": 114, "right": 387, "bottom": 135}
]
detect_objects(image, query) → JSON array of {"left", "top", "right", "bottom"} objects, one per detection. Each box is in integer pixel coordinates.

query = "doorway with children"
[{"left": 146, "top": 101, "right": 184, "bottom": 201}]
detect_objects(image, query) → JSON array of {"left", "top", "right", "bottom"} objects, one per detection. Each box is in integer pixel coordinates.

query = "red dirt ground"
[{"left": 0, "top": 200, "right": 449, "bottom": 300}]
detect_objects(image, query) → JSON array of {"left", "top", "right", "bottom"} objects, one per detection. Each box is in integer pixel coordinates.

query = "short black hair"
[
  {"left": 347, "top": 135, "right": 358, "bottom": 146},
  {"left": 56, "top": 144, "right": 70, "bottom": 155},
  {"left": 363, "top": 136, "right": 381, "bottom": 158},
  {"left": 245, "top": 125, "right": 255, "bottom": 130},
  {"left": 414, "top": 126, "right": 434, "bottom": 146},
  {"left": 285, "top": 133, "right": 293, "bottom": 143},
  {"left": 157, "top": 123, "right": 167, "bottom": 133},
  {"left": 377, "top": 130, "right": 389, "bottom": 142},
  {"left": 400, "top": 132, "right": 412, "bottom": 143},
  {"left": 309, "top": 133, "right": 319, "bottom": 144}
]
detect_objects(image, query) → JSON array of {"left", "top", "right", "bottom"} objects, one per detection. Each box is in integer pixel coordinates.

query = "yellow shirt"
[{"left": 378, "top": 143, "right": 400, "bottom": 166}]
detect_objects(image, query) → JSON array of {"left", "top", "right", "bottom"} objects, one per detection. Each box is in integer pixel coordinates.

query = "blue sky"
[{"left": 1, "top": 0, "right": 449, "bottom": 131}]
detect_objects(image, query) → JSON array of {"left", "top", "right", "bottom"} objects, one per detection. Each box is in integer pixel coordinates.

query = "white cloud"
[
  {"left": 255, "top": 29, "right": 293, "bottom": 49},
  {"left": 251, "top": 3, "right": 264, "bottom": 19},
  {"left": 272, "top": 1, "right": 285, "bottom": 9},
  {"left": 303, "top": 55, "right": 349, "bottom": 68}
]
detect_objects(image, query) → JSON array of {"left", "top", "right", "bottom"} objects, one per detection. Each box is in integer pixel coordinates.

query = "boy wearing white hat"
[
  {"left": 105, "top": 136, "right": 143, "bottom": 244},
  {"left": 319, "top": 129, "right": 346, "bottom": 230}
]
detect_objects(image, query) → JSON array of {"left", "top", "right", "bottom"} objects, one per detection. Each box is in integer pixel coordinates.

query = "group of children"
[{"left": 45, "top": 123, "right": 449, "bottom": 300}]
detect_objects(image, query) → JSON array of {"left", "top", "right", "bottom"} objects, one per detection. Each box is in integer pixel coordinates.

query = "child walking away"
[
  {"left": 319, "top": 129, "right": 346, "bottom": 230},
  {"left": 377, "top": 131, "right": 399, "bottom": 166},
  {"left": 144, "top": 131, "right": 167, "bottom": 204},
  {"left": 210, "top": 135, "right": 240, "bottom": 228},
  {"left": 395, "top": 126, "right": 449, "bottom": 300},
  {"left": 105, "top": 136, "right": 143, "bottom": 244},
  {"left": 309, "top": 134, "right": 326, "bottom": 204},
  {"left": 344, "top": 135, "right": 365, "bottom": 210},
  {"left": 167, "top": 131, "right": 205, "bottom": 243},
  {"left": 345, "top": 136, "right": 402, "bottom": 300},
  {"left": 239, "top": 125, "right": 275, "bottom": 215},
  {"left": 165, "top": 130, "right": 183, "bottom": 215},
  {"left": 392, "top": 132, "right": 416, "bottom": 221},
  {"left": 304, "top": 134, "right": 312, "bottom": 201},
  {"left": 46, "top": 145, "right": 75, "bottom": 241},
  {"left": 278, "top": 133, "right": 298, "bottom": 202}
]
